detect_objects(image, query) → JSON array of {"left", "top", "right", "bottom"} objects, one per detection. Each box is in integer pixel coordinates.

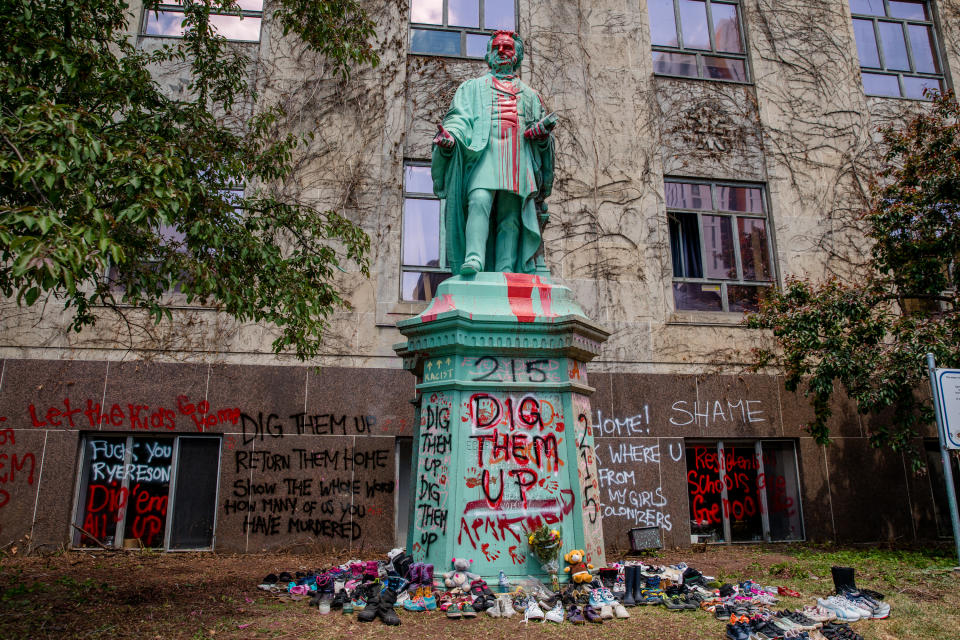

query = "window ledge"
[
  {"left": 653, "top": 72, "right": 753, "bottom": 87},
  {"left": 667, "top": 310, "right": 750, "bottom": 327},
  {"left": 139, "top": 34, "right": 262, "bottom": 45},
  {"left": 864, "top": 92, "right": 938, "bottom": 103},
  {"left": 407, "top": 52, "right": 486, "bottom": 62},
  {"left": 375, "top": 300, "right": 429, "bottom": 327}
]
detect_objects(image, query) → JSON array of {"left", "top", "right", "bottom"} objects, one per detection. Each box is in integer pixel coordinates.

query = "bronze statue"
[{"left": 431, "top": 31, "right": 556, "bottom": 276}]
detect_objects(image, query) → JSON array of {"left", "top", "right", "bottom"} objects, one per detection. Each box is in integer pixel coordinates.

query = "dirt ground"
[{"left": 1, "top": 545, "right": 957, "bottom": 640}]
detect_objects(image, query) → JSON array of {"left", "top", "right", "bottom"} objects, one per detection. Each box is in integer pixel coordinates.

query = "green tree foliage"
[
  {"left": 0, "top": 0, "right": 377, "bottom": 359},
  {"left": 748, "top": 92, "right": 960, "bottom": 467}
]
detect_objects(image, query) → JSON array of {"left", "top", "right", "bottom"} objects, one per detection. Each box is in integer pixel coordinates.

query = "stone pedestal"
[{"left": 394, "top": 273, "right": 608, "bottom": 580}]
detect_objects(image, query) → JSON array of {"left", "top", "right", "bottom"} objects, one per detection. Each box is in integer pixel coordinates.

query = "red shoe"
[{"left": 778, "top": 587, "right": 801, "bottom": 598}]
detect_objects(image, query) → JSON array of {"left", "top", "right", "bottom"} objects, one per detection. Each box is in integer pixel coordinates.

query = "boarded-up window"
[{"left": 74, "top": 435, "right": 220, "bottom": 550}]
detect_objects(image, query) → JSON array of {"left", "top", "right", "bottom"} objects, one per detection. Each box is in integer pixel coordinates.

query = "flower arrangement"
[{"left": 527, "top": 524, "right": 562, "bottom": 568}]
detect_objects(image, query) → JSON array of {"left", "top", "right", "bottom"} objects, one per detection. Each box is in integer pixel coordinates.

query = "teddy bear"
[
  {"left": 563, "top": 549, "right": 594, "bottom": 583},
  {"left": 443, "top": 557, "right": 479, "bottom": 589}
]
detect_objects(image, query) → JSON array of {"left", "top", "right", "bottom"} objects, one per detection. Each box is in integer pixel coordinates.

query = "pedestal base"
[{"left": 394, "top": 273, "right": 609, "bottom": 581}]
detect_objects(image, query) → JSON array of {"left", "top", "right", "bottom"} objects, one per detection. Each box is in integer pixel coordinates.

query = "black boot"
[
  {"left": 377, "top": 589, "right": 401, "bottom": 625},
  {"left": 831, "top": 566, "right": 856, "bottom": 594},
  {"left": 357, "top": 592, "right": 381, "bottom": 623},
  {"left": 622, "top": 566, "right": 637, "bottom": 606},
  {"left": 598, "top": 568, "right": 617, "bottom": 589}
]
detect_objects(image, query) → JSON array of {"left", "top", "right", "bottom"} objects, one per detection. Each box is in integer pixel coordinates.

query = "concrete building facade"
[{"left": 2, "top": 0, "right": 960, "bottom": 554}]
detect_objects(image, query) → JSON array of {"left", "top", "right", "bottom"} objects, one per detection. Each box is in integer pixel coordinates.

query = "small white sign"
[{"left": 935, "top": 369, "right": 960, "bottom": 449}]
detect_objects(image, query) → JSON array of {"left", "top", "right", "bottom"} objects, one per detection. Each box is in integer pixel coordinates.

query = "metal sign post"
[{"left": 926, "top": 353, "right": 960, "bottom": 569}]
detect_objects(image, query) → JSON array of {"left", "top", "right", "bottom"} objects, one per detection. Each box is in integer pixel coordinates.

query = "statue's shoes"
[{"left": 460, "top": 258, "right": 482, "bottom": 275}]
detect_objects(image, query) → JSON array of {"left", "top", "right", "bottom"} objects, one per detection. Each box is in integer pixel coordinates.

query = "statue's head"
[{"left": 485, "top": 30, "right": 524, "bottom": 75}]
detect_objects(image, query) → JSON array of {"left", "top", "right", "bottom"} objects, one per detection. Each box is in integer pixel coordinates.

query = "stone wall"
[
  {"left": 0, "top": 359, "right": 943, "bottom": 554},
  {"left": 3, "top": 1, "right": 959, "bottom": 372}
]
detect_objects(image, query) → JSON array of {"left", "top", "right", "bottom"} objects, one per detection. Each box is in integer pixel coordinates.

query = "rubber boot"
[
  {"left": 831, "top": 566, "right": 856, "bottom": 594},
  {"left": 406, "top": 562, "right": 422, "bottom": 589},
  {"left": 622, "top": 566, "right": 637, "bottom": 607},
  {"left": 421, "top": 563, "right": 434, "bottom": 589},
  {"left": 357, "top": 593, "right": 381, "bottom": 623},
  {"left": 394, "top": 553, "right": 413, "bottom": 581},
  {"left": 378, "top": 589, "right": 401, "bottom": 625}
]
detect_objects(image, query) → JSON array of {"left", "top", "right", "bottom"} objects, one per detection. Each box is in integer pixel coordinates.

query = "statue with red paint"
[{"left": 431, "top": 31, "right": 556, "bottom": 276}]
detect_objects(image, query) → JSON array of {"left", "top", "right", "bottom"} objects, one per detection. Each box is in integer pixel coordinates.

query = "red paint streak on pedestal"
[
  {"left": 421, "top": 293, "right": 456, "bottom": 323},
  {"left": 504, "top": 274, "right": 556, "bottom": 323}
]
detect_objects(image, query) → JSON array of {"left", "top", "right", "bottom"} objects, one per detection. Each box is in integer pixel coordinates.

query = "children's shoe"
[
  {"left": 523, "top": 599, "right": 545, "bottom": 623},
  {"left": 567, "top": 605, "right": 585, "bottom": 624},
  {"left": 599, "top": 587, "right": 618, "bottom": 605},
  {"left": 342, "top": 600, "right": 353, "bottom": 615},
  {"left": 725, "top": 623, "right": 750, "bottom": 640},
  {"left": 544, "top": 602, "right": 565, "bottom": 623},
  {"left": 588, "top": 589, "right": 606, "bottom": 609},
  {"left": 614, "top": 602, "right": 630, "bottom": 618},
  {"left": 445, "top": 601, "right": 462, "bottom": 619},
  {"left": 461, "top": 600, "right": 477, "bottom": 618},
  {"left": 486, "top": 597, "right": 502, "bottom": 618},
  {"left": 499, "top": 595, "right": 518, "bottom": 618},
  {"left": 599, "top": 604, "right": 614, "bottom": 619},
  {"left": 403, "top": 596, "right": 426, "bottom": 611},
  {"left": 583, "top": 604, "right": 603, "bottom": 623},
  {"left": 817, "top": 597, "right": 860, "bottom": 622},
  {"left": 421, "top": 563, "right": 435, "bottom": 587}
]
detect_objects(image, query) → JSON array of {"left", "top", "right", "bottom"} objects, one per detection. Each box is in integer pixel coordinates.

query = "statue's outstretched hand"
[{"left": 433, "top": 124, "right": 456, "bottom": 149}]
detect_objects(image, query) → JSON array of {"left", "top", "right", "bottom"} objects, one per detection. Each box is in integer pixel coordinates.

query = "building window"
[
  {"left": 667, "top": 179, "right": 774, "bottom": 313},
  {"left": 409, "top": 0, "right": 516, "bottom": 58},
  {"left": 73, "top": 435, "right": 221, "bottom": 550},
  {"left": 850, "top": 0, "right": 943, "bottom": 99},
  {"left": 144, "top": 1, "right": 263, "bottom": 42},
  {"left": 687, "top": 440, "right": 804, "bottom": 543},
  {"left": 648, "top": 0, "right": 749, "bottom": 82},
  {"left": 402, "top": 163, "right": 450, "bottom": 301}
]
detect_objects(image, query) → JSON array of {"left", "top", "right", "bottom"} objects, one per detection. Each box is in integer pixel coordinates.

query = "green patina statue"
[{"left": 431, "top": 30, "right": 556, "bottom": 276}]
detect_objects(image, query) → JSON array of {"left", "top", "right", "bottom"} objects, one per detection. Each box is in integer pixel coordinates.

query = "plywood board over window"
[{"left": 72, "top": 435, "right": 222, "bottom": 551}]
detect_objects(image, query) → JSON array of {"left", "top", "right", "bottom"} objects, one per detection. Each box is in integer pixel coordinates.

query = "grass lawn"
[{"left": 0, "top": 544, "right": 957, "bottom": 639}]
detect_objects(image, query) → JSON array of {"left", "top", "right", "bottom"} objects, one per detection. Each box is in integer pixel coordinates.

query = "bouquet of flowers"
[{"left": 527, "top": 525, "right": 562, "bottom": 579}]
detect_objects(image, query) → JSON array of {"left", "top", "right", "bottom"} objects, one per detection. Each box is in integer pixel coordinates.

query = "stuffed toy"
[
  {"left": 443, "top": 557, "right": 479, "bottom": 589},
  {"left": 564, "top": 549, "right": 594, "bottom": 584}
]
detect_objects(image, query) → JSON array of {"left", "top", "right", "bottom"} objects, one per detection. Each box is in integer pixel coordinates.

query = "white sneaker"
[
  {"left": 614, "top": 602, "right": 630, "bottom": 618},
  {"left": 523, "top": 599, "right": 544, "bottom": 623},
  {"left": 818, "top": 596, "right": 860, "bottom": 622},
  {"left": 486, "top": 597, "right": 502, "bottom": 618},
  {"left": 599, "top": 588, "right": 618, "bottom": 605},
  {"left": 599, "top": 604, "right": 614, "bottom": 619},
  {"left": 840, "top": 595, "right": 874, "bottom": 618},
  {"left": 544, "top": 602, "right": 564, "bottom": 623},
  {"left": 499, "top": 596, "right": 517, "bottom": 618}
]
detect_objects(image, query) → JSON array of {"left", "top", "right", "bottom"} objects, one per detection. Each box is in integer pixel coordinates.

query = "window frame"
[
  {"left": 400, "top": 160, "right": 450, "bottom": 302},
  {"left": 666, "top": 177, "right": 776, "bottom": 314},
  {"left": 142, "top": 2, "right": 264, "bottom": 43},
  {"left": 649, "top": 0, "right": 752, "bottom": 84},
  {"left": 850, "top": 0, "right": 945, "bottom": 100},
  {"left": 103, "top": 187, "right": 244, "bottom": 298},
  {"left": 70, "top": 434, "right": 222, "bottom": 552},
  {"left": 409, "top": 0, "right": 519, "bottom": 59},
  {"left": 686, "top": 439, "right": 806, "bottom": 543}
]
